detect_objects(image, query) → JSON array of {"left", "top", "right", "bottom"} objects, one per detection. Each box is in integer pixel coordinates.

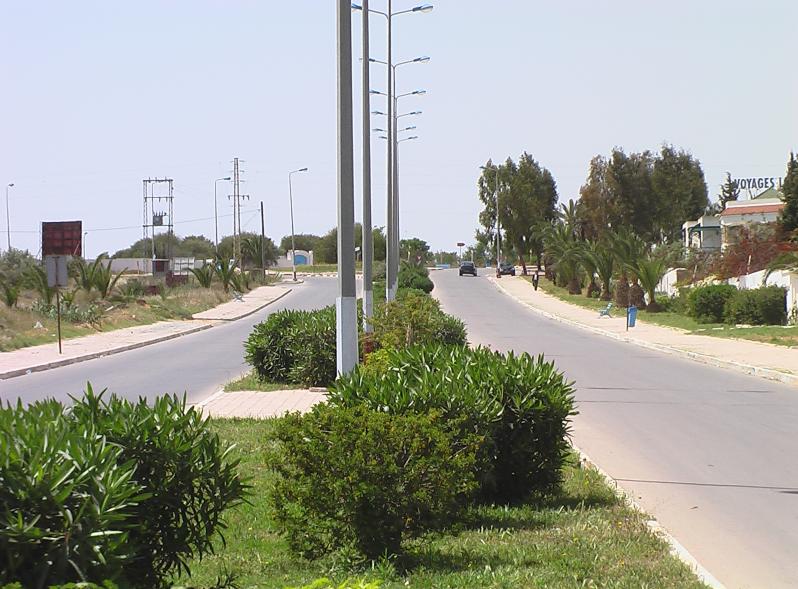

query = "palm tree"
[
  {"left": 189, "top": 264, "right": 214, "bottom": 288},
  {"left": 609, "top": 229, "right": 647, "bottom": 307},
  {"left": 576, "top": 241, "right": 599, "bottom": 298},
  {"left": 544, "top": 223, "right": 583, "bottom": 294},
  {"left": 214, "top": 256, "right": 239, "bottom": 293},
  {"left": 635, "top": 256, "right": 668, "bottom": 312},
  {"left": 582, "top": 240, "right": 615, "bottom": 301},
  {"left": 92, "top": 261, "right": 125, "bottom": 299},
  {"left": 559, "top": 199, "right": 581, "bottom": 239}
]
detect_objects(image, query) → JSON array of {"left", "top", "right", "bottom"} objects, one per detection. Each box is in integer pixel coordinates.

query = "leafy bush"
[
  {"left": 686, "top": 283, "right": 737, "bottom": 323},
  {"left": 398, "top": 262, "right": 433, "bottom": 293},
  {"left": 268, "top": 405, "right": 479, "bottom": 559},
  {"left": 368, "top": 289, "right": 466, "bottom": 350},
  {"left": 0, "top": 387, "right": 247, "bottom": 588},
  {"left": 245, "top": 306, "right": 337, "bottom": 387},
  {"left": 0, "top": 281, "right": 18, "bottom": 307},
  {"left": 189, "top": 264, "right": 215, "bottom": 288},
  {"left": 724, "top": 285, "right": 787, "bottom": 325},
  {"left": 285, "top": 579, "right": 381, "bottom": 589},
  {"left": 0, "top": 399, "right": 141, "bottom": 587},
  {"left": 69, "top": 388, "right": 248, "bottom": 587},
  {"left": 329, "top": 345, "right": 576, "bottom": 503},
  {"left": 31, "top": 300, "right": 104, "bottom": 326}
]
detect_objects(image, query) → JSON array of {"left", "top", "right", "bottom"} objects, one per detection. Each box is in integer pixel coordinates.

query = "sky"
[{"left": 1, "top": 0, "right": 796, "bottom": 258}]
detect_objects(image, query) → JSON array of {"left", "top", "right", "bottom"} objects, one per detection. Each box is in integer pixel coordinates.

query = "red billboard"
[{"left": 42, "top": 221, "right": 83, "bottom": 256}]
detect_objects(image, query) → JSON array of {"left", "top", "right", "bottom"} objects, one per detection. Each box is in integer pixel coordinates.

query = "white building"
[
  {"left": 682, "top": 215, "right": 721, "bottom": 251},
  {"left": 719, "top": 188, "right": 784, "bottom": 251}
]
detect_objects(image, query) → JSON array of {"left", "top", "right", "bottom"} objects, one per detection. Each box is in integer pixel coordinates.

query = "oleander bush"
[
  {"left": 724, "top": 285, "right": 787, "bottom": 325},
  {"left": 686, "top": 283, "right": 738, "bottom": 323},
  {"left": 368, "top": 289, "right": 467, "bottom": 351},
  {"left": 245, "top": 306, "right": 337, "bottom": 387},
  {"left": 398, "top": 262, "right": 433, "bottom": 293},
  {"left": 0, "top": 387, "right": 247, "bottom": 588},
  {"left": 329, "top": 345, "right": 576, "bottom": 503},
  {"left": 268, "top": 405, "right": 479, "bottom": 560}
]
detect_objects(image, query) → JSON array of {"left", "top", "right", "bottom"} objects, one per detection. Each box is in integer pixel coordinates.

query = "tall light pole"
[
  {"left": 214, "top": 177, "right": 231, "bottom": 255},
  {"left": 5, "top": 183, "right": 14, "bottom": 251},
  {"left": 337, "top": 0, "right": 358, "bottom": 374},
  {"left": 288, "top": 167, "right": 308, "bottom": 282},
  {"left": 352, "top": 3, "right": 433, "bottom": 301}
]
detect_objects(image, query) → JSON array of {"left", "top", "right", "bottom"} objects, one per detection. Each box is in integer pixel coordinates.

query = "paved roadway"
[
  {"left": 433, "top": 268, "right": 798, "bottom": 589},
  {"left": 0, "top": 277, "right": 340, "bottom": 406}
]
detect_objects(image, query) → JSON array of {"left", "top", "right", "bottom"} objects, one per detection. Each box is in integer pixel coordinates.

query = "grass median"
[
  {"left": 530, "top": 276, "right": 798, "bottom": 347},
  {"left": 224, "top": 371, "right": 304, "bottom": 392},
  {"left": 175, "top": 418, "right": 707, "bottom": 589}
]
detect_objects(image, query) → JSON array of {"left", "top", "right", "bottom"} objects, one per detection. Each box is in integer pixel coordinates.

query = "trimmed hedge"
[
  {"left": 724, "top": 285, "right": 787, "bottom": 325},
  {"left": 329, "top": 345, "right": 576, "bottom": 503},
  {"left": 398, "top": 262, "right": 434, "bottom": 293},
  {"left": 0, "top": 387, "right": 246, "bottom": 588},
  {"left": 267, "top": 404, "right": 479, "bottom": 559},
  {"left": 686, "top": 284, "right": 737, "bottom": 323}
]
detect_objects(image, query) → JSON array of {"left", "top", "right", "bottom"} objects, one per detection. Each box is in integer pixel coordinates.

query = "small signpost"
[{"left": 42, "top": 221, "right": 82, "bottom": 354}]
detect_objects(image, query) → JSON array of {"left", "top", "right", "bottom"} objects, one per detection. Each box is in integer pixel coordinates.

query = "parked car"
[
  {"left": 459, "top": 261, "right": 477, "bottom": 276},
  {"left": 498, "top": 262, "right": 516, "bottom": 276}
]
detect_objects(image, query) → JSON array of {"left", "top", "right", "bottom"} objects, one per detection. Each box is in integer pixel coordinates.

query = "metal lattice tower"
[
  {"left": 228, "top": 158, "right": 249, "bottom": 264},
  {"left": 143, "top": 178, "right": 174, "bottom": 260}
]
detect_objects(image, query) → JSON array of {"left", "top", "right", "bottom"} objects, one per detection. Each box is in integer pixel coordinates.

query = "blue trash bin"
[{"left": 627, "top": 305, "right": 638, "bottom": 327}]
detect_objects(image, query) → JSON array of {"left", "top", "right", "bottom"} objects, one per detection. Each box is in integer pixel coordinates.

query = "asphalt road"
[
  {"left": 433, "top": 268, "right": 798, "bottom": 589},
  {"left": 0, "top": 277, "right": 340, "bottom": 406}
]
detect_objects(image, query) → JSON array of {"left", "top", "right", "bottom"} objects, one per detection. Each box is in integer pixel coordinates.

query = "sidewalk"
[
  {"left": 491, "top": 276, "right": 798, "bottom": 385},
  {"left": 0, "top": 285, "right": 291, "bottom": 380},
  {"left": 197, "top": 389, "right": 325, "bottom": 418}
]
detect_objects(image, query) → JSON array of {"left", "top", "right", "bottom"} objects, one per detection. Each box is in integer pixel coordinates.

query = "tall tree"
[
  {"left": 650, "top": 145, "right": 708, "bottom": 241},
  {"left": 779, "top": 153, "right": 798, "bottom": 233},
  {"left": 578, "top": 155, "right": 616, "bottom": 241},
  {"left": 399, "top": 238, "right": 430, "bottom": 264},
  {"left": 605, "top": 148, "right": 657, "bottom": 242},
  {"left": 279, "top": 233, "right": 321, "bottom": 255}
]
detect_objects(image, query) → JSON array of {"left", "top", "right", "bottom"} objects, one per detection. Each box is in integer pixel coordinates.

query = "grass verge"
[
  {"left": 224, "top": 371, "right": 304, "bottom": 393},
  {"left": 0, "top": 284, "right": 230, "bottom": 352},
  {"left": 531, "top": 276, "right": 798, "bottom": 347},
  {"left": 175, "top": 418, "right": 707, "bottom": 589}
]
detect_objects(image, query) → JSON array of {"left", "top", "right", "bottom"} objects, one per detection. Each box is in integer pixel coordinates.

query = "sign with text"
[
  {"left": 733, "top": 177, "right": 783, "bottom": 191},
  {"left": 42, "top": 221, "right": 82, "bottom": 256}
]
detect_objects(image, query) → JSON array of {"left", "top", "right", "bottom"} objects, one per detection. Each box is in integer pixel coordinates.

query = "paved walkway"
[
  {"left": 197, "top": 389, "right": 325, "bottom": 418},
  {"left": 0, "top": 285, "right": 290, "bottom": 379},
  {"left": 491, "top": 276, "right": 798, "bottom": 385}
]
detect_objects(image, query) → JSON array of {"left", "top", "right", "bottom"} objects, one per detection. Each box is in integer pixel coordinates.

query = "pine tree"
[
  {"left": 780, "top": 153, "right": 798, "bottom": 232},
  {"left": 719, "top": 172, "right": 740, "bottom": 209}
]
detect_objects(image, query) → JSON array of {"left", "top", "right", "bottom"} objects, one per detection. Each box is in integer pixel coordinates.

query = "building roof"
[{"left": 720, "top": 203, "right": 784, "bottom": 217}]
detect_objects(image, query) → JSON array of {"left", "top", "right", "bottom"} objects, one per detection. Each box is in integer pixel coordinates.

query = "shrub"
[
  {"left": 189, "top": 264, "right": 214, "bottom": 288},
  {"left": 245, "top": 306, "right": 337, "bottom": 387},
  {"left": 398, "top": 262, "right": 433, "bottom": 293},
  {"left": 69, "top": 388, "right": 248, "bottom": 587},
  {"left": 286, "top": 579, "right": 381, "bottom": 589},
  {"left": 268, "top": 405, "right": 479, "bottom": 560},
  {"left": 0, "top": 399, "right": 141, "bottom": 587},
  {"left": 368, "top": 289, "right": 466, "bottom": 350},
  {"left": 329, "top": 345, "right": 576, "bottom": 503},
  {"left": 0, "top": 281, "right": 18, "bottom": 307},
  {"left": 724, "top": 285, "right": 787, "bottom": 325},
  {"left": 686, "top": 283, "right": 738, "bottom": 323},
  {"left": 0, "top": 387, "right": 247, "bottom": 588}
]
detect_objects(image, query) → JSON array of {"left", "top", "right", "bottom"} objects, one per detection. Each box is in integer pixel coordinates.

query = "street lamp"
[
  {"left": 214, "top": 177, "right": 231, "bottom": 254},
  {"left": 5, "top": 183, "right": 13, "bottom": 251},
  {"left": 288, "top": 167, "right": 308, "bottom": 282},
  {"left": 353, "top": 2, "right": 433, "bottom": 301}
]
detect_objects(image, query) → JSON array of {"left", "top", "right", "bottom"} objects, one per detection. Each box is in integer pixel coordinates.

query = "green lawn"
[
  {"left": 175, "top": 419, "right": 707, "bottom": 589},
  {"left": 530, "top": 277, "right": 798, "bottom": 347},
  {"left": 224, "top": 371, "right": 304, "bottom": 392}
]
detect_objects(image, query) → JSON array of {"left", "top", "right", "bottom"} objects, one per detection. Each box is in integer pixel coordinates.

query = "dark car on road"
[
  {"left": 498, "top": 262, "right": 516, "bottom": 276},
  {"left": 459, "top": 261, "right": 477, "bottom": 276}
]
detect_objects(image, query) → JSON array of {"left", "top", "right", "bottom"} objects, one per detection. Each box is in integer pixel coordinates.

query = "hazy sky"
[{"left": 2, "top": 1, "right": 796, "bottom": 257}]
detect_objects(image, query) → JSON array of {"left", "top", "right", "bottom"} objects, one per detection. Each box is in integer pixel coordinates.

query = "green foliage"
[
  {"left": 687, "top": 284, "right": 738, "bottom": 323},
  {"left": 780, "top": 152, "right": 798, "bottom": 232},
  {"left": 245, "top": 306, "right": 337, "bottom": 387},
  {"left": 69, "top": 387, "right": 248, "bottom": 587},
  {"left": 268, "top": 405, "right": 479, "bottom": 559},
  {"left": 0, "top": 399, "right": 142, "bottom": 588},
  {"left": 32, "top": 300, "right": 104, "bottom": 326},
  {"left": 634, "top": 256, "right": 668, "bottom": 311},
  {"left": 25, "top": 264, "right": 56, "bottom": 306},
  {"left": 214, "top": 257, "right": 239, "bottom": 293},
  {"left": 284, "top": 579, "right": 380, "bottom": 589},
  {"left": 329, "top": 345, "right": 576, "bottom": 503},
  {"left": 397, "top": 262, "right": 433, "bottom": 293},
  {"left": 241, "top": 234, "right": 278, "bottom": 269},
  {"left": 189, "top": 264, "right": 215, "bottom": 288},
  {"left": 0, "top": 248, "right": 39, "bottom": 284},
  {"left": 0, "top": 280, "right": 18, "bottom": 307},
  {"left": 368, "top": 289, "right": 466, "bottom": 350},
  {"left": 399, "top": 237, "right": 430, "bottom": 264},
  {"left": 724, "top": 286, "right": 787, "bottom": 326},
  {"left": 92, "top": 261, "right": 125, "bottom": 299}
]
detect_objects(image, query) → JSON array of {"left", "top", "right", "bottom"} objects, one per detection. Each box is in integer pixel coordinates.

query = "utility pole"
[
  {"left": 336, "top": 0, "right": 358, "bottom": 374},
  {"left": 385, "top": 0, "right": 395, "bottom": 301},
  {"left": 361, "top": 0, "right": 374, "bottom": 332},
  {"left": 229, "top": 158, "right": 249, "bottom": 265},
  {"left": 260, "top": 201, "right": 266, "bottom": 276}
]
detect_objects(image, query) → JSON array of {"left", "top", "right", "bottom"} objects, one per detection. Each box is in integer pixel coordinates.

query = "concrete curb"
[
  {"left": 573, "top": 444, "right": 726, "bottom": 589},
  {"left": 1, "top": 288, "right": 294, "bottom": 381},
  {"left": 191, "top": 288, "right": 292, "bottom": 321},
  {"left": 490, "top": 278, "right": 798, "bottom": 387}
]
